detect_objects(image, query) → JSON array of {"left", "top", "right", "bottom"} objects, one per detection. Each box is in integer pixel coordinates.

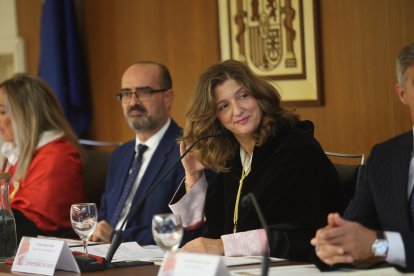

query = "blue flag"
[{"left": 38, "top": 0, "right": 90, "bottom": 136}]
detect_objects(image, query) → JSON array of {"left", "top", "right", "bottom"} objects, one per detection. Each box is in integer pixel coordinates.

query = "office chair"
[
  {"left": 79, "top": 139, "right": 122, "bottom": 147},
  {"left": 325, "top": 152, "right": 365, "bottom": 206},
  {"left": 80, "top": 140, "right": 121, "bottom": 207}
]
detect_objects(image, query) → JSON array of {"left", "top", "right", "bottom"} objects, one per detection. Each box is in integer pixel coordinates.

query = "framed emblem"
[{"left": 219, "top": 0, "right": 323, "bottom": 106}]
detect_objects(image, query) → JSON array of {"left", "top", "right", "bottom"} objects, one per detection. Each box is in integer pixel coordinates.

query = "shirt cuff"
[
  {"left": 169, "top": 173, "right": 207, "bottom": 229},
  {"left": 385, "top": 231, "right": 406, "bottom": 268},
  {"left": 221, "top": 229, "right": 268, "bottom": 256}
]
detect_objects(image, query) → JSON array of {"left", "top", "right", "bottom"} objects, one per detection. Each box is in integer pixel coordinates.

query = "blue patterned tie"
[{"left": 110, "top": 144, "right": 148, "bottom": 227}]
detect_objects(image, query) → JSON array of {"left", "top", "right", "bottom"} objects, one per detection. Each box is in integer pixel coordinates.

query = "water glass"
[
  {"left": 70, "top": 203, "right": 97, "bottom": 255},
  {"left": 152, "top": 213, "right": 183, "bottom": 252}
]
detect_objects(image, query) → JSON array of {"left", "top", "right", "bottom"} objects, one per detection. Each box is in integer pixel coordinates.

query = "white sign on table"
[
  {"left": 158, "top": 252, "right": 230, "bottom": 276},
  {"left": 11, "top": 237, "right": 80, "bottom": 275}
]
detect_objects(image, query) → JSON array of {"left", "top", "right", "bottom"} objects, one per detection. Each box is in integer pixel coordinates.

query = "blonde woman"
[{"left": 0, "top": 73, "right": 86, "bottom": 241}]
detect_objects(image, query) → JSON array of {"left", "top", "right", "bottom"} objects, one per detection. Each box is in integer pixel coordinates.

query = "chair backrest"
[
  {"left": 325, "top": 152, "right": 365, "bottom": 205},
  {"left": 80, "top": 139, "right": 122, "bottom": 148},
  {"left": 80, "top": 140, "right": 121, "bottom": 207},
  {"left": 325, "top": 152, "right": 365, "bottom": 165},
  {"left": 83, "top": 150, "right": 112, "bottom": 208}
]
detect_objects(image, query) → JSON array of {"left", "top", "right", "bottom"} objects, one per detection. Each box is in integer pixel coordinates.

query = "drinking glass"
[
  {"left": 152, "top": 213, "right": 183, "bottom": 252},
  {"left": 70, "top": 203, "right": 97, "bottom": 255}
]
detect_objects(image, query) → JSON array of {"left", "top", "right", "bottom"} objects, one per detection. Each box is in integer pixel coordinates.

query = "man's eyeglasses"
[{"left": 116, "top": 87, "right": 169, "bottom": 103}]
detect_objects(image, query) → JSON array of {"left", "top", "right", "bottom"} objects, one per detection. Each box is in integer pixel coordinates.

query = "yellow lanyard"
[
  {"left": 233, "top": 152, "right": 252, "bottom": 233},
  {"left": 2, "top": 161, "right": 18, "bottom": 201},
  {"left": 9, "top": 181, "right": 19, "bottom": 201}
]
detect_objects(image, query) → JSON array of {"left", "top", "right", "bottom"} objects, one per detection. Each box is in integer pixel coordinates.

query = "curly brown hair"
[{"left": 182, "top": 60, "right": 298, "bottom": 172}]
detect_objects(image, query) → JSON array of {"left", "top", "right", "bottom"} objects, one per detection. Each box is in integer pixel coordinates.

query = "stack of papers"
[
  {"left": 37, "top": 236, "right": 101, "bottom": 247},
  {"left": 70, "top": 241, "right": 284, "bottom": 267},
  {"left": 224, "top": 256, "right": 283, "bottom": 267},
  {"left": 70, "top": 242, "right": 164, "bottom": 263}
]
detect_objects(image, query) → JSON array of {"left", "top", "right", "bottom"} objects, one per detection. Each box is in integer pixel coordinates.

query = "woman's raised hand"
[{"left": 180, "top": 141, "right": 205, "bottom": 192}]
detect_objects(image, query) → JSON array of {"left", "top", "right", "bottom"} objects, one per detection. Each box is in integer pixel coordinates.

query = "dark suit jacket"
[
  {"left": 98, "top": 120, "right": 184, "bottom": 245},
  {"left": 343, "top": 130, "right": 414, "bottom": 271}
]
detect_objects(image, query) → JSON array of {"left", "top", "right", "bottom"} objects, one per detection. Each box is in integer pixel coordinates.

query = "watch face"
[{"left": 372, "top": 239, "right": 388, "bottom": 257}]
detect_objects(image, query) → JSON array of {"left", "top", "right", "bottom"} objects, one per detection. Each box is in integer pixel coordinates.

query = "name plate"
[
  {"left": 158, "top": 252, "right": 230, "bottom": 276},
  {"left": 11, "top": 237, "right": 80, "bottom": 275}
]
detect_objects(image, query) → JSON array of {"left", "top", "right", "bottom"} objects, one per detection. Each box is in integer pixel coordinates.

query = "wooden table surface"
[
  {"left": 0, "top": 262, "right": 160, "bottom": 275},
  {"left": 0, "top": 259, "right": 305, "bottom": 275}
]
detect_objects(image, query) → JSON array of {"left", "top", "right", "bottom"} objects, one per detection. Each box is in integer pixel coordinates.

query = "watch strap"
[{"left": 376, "top": 231, "right": 385, "bottom": 239}]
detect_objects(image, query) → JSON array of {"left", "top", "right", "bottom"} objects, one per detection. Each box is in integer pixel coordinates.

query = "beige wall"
[{"left": 16, "top": 0, "right": 414, "bottom": 157}]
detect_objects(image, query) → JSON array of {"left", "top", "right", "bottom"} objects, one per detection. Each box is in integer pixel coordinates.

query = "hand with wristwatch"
[{"left": 371, "top": 231, "right": 388, "bottom": 258}]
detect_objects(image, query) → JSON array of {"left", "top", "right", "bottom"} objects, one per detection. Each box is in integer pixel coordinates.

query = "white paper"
[
  {"left": 37, "top": 235, "right": 101, "bottom": 247},
  {"left": 11, "top": 237, "right": 80, "bottom": 276},
  {"left": 223, "top": 256, "right": 284, "bottom": 267},
  {"left": 230, "top": 264, "right": 402, "bottom": 276},
  {"left": 70, "top": 241, "right": 164, "bottom": 262}
]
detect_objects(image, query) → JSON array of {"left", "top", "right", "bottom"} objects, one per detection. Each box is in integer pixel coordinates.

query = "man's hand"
[
  {"left": 311, "top": 213, "right": 377, "bottom": 265},
  {"left": 180, "top": 237, "right": 224, "bottom": 255},
  {"left": 90, "top": 220, "right": 113, "bottom": 243}
]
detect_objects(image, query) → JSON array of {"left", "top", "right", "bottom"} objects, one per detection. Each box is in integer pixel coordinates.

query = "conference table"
[
  {"left": 0, "top": 259, "right": 303, "bottom": 275},
  {"left": 0, "top": 262, "right": 158, "bottom": 275}
]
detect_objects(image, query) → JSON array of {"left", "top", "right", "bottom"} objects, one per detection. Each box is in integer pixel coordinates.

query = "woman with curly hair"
[{"left": 170, "top": 60, "right": 344, "bottom": 261}]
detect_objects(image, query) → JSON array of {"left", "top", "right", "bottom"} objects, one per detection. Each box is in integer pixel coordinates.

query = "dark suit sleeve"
[
  {"left": 343, "top": 145, "right": 386, "bottom": 228},
  {"left": 401, "top": 233, "right": 414, "bottom": 271},
  {"left": 97, "top": 156, "right": 113, "bottom": 221},
  {"left": 343, "top": 164, "right": 380, "bottom": 228},
  {"left": 345, "top": 147, "right": 414, "bottom": 271},
  {"left": 98, "top": 180, "right": 109, "bottom": 221},
  {"left": 314, "top": 151, "right": 381, "bottom": 271},
  {"left": 98, "top": 143, "right": 133, "bottom": 224},
  {"left": 315, "top": 143, "right": 414, "bottom": 272}
]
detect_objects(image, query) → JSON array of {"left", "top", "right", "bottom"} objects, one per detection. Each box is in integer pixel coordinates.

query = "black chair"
[
  {"left": 325, "top": 152, "right": 365, "bottom": 205},
  {"left": 80, "top": 140, "right": 121, "bottom": 207},
  {"left": 79, "top": 139, "right": 122, "bottom": 148}
]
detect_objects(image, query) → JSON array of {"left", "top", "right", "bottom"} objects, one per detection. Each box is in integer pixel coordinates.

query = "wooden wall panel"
[
  {"left": 15, "top": 0, "right": 414, "bottom": 157},
  {"left": 81, "top": 0, "right": 220, "bottom": 142},
  {"left": 296, "top": 0, "right": 414, "bottom": 156},
  {"left": 15, "top": 0, "right": 42, "bottom": 74}
]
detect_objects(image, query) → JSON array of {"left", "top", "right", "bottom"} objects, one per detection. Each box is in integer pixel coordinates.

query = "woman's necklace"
[{"left": 233, "top": 150, "right": 252, "bottom": 233}]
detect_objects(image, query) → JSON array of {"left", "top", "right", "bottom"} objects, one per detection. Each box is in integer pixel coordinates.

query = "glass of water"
[
  {"left": 152, "top": 213, "right": 183, "bottom": 252},
  {"left": 70, "top": 203, "right": 97, "bottom": 255}
]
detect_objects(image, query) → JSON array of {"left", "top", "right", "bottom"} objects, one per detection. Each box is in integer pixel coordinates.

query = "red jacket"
[{"left": 9, "top": 138, "right": 86, "bottom": 233}]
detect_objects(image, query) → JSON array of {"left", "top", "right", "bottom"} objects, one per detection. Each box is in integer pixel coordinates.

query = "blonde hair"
[
  {"left": 183, "top": 60, "right": 298, "bottom": 172},
  {"left": 0, "top": 73, "right": 83, "bottom": 180}
]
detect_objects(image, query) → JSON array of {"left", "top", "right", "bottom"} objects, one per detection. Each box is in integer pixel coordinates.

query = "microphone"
[
  {"left": 106, "top": 128, "right": 231, "bottom": 262},
  {"left": 241, "top": 193, "right": 270, "bottom": 276}
]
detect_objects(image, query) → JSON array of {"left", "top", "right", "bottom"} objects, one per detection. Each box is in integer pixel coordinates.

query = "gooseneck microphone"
[
  {"left": 106, "top": 129, "right": 231, "bottom": 262},
  {"left": 241, "top": 193, "right": 270, "bottom": 276}
]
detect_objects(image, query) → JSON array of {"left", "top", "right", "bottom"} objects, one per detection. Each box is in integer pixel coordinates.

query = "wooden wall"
[{"left": 15, "top": 0, "right": 414, "bottom": 158}]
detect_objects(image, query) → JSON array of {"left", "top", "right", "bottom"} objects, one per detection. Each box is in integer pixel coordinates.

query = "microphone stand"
[
  {"left": 106, "top": 129, "right": 230, "bottom": 262},
  {"left": 242, "top": 193, "right": 270, "bottom": 276}
]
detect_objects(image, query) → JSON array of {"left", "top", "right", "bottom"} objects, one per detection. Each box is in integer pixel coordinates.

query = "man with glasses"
[{"left": 90, "top": 61, "right": 184, "bottom": 245}]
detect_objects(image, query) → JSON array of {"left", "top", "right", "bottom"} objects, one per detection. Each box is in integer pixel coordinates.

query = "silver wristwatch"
[{"left": 371, "top": 231, "right": 388, "bottom": 257}]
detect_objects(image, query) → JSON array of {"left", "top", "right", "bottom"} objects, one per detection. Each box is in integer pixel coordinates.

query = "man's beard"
[{"left": 126, "top": 104, "right": 158, "bottom": 132}]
